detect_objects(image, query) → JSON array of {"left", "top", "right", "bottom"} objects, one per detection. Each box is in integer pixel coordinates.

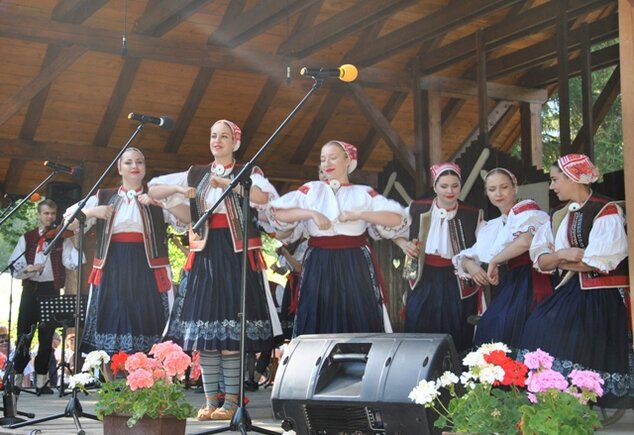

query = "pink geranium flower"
[
  {"left": 569, "top": 369, "right": 604, "bottom": 397},
  {"left": 523, "top": 348, "right": 553, "bottom": 370},
  {"left": 126, "top": 368, "right": 155, "bottom": 391},
  {"left": 526, "top": 368, "right": 568, "bottom": 393}
]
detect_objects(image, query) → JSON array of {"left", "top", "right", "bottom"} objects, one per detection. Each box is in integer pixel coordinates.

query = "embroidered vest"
[
  {"left": 408, "top": 199, "right": 482, "bottom": 296},
  {"left": 24, "top": 228, "right": 66, "bottom": 289},
  {"left": 551, "top": 193, "right": 629, "bottom": 289},
  {"left": 187, "top": 163, "right": 262, "bottom": 253},
  {"left": 92, "top": 188, "right": 169, "bottom": 270}
]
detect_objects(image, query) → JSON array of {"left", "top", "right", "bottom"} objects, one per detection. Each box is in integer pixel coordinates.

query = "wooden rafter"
[
  {"left": 133, "top": 0, "right": 212, "bottom": 37},
  {"left": 348, "top": 84, "right": 415, "bottom": 177},
  {"left": 421, "top": 0, "right": 612, "bottom": 74},
  {"left": 351, "top": 0, "right": 520, "bottom": 66},
  {"left": 208, "top": 0, "right": 319, "bottom": 48},
  {"left": 236, "top": 77, "right": 282, "bottom": 160},
  {"left": 278, "top": 0, "right": 411, "bottom": 58},
  {"left": 290, "top": 89, "right": 344, "bottom": 165},
  {"left": 164, "top": 67, "right": 215, "bottom": 153}
]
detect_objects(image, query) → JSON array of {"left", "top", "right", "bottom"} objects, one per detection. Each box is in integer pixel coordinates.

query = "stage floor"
[{"left": 0, "top": 384, "right": 632, "bottom": 434}]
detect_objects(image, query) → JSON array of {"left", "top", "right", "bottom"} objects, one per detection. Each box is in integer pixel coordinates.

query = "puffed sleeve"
[
  {"left": 64, "top": 195, "right": 99, "bottom": 232},
  {"left": 507, "top": 200, "right": 549, "bottom": 238},
  {"left": 147, "top": 171, "right": 189, "bottom": 210},
  {"left": 453, "top": 244, "right": 481, "bottom": 279},
  {"left": 62, "top": 238, "right": 83, "bottom": 270},
  {"left": 266, "top": 184, "right": 309, "bottom": 233},
  {"left": 583, "top": 203, "right": 627, "bottom": 273},
  {"left": 529, "top": 221, "right": 555, "bottom": 274},
  {"left": 367, "top": 189, "right": 410, "bottom": 240}
]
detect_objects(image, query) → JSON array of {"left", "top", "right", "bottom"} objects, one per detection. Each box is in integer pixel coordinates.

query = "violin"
[{"left": 43, "top": 224, "right": 74, "bottom": 241}]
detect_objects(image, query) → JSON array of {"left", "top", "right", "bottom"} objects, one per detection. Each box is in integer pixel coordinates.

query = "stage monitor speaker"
[
  {"left": 271, "top": 333, "right": 460, "bottom": 435},
  {"left": 46, "top": 181, "right": 81, "bottom": 220}
]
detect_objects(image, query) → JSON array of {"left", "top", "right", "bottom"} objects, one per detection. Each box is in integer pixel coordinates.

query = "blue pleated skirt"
[
  {"left": 165, "top": 227, "right": 275, "bottom": 353},
  {"left": 293, "top": 245, "right": 385, "bottom": 336},
  {"left": 405, "top": 264, "right": 477, "bottom": 354},
  {"left": 518, "top": 277, "right": 633, "bottom": 408},
  {"left": 474, "top": 264, "right": 534, "bottom": 348},
  {"left": 81, "top": 241, "right": 170, "bottom": 355}
]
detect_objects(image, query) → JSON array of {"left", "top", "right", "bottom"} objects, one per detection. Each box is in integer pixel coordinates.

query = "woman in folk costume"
[
  {"left": 147, "top": 119, "right": 280, "bottom": 421},
  {"left": 395, "top": 162, "right": 483, "bottom": 354},
  {"left": 64, "top": 147, "right": 175, "bottom": 356},
  {"left": 268, "top": 140, "right": 408, "bottom": 335},
  {"left": 453, "top": 168, "right": 551, "bottom": 348},
  {"left": 518, "top": 154, "right": 632, "bottom": 409}
]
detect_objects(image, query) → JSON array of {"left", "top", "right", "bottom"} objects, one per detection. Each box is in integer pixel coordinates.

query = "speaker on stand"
[{"left": 271, "top": 333, "right": 460, "bottom": 435}]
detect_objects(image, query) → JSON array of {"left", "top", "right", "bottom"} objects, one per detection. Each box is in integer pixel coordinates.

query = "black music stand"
[
  {"left": 0, "top": 326, "right": 36, "bottom": 426},
  {"left": 39, "top": 295, "right": 87, "bottom": 397}
]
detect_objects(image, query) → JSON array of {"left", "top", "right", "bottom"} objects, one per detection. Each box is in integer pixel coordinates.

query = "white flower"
[
  {"left": 68, "top": 372, "right": 95, "bottom": 390},
  {"left": 462, "top": 342, "right": 510, "bottom": 368},
  {"left": 437, "top": 371, "right": 459, "bottom": 388},
  {"left": 477, "top": 364, "right": 506, "bottom": 385},
  {"left": 81, "top": 350, "right": 110, "bottom": 372},
  {"left": 408, "top": 379, "right": 439, "bottom": 406},
  {"left": 478, "top": 342, "right": 510, "bottom": 355},
  {"left": 460, "top": 372, "right": 476, "bottom": 389}
]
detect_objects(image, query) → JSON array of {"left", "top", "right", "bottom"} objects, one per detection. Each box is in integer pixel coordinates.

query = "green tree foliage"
[
  {"left": 512, "top": 61, "right": 623, "bottom": 175},
  {"left": 0, "top": 200, "right": 38, "bottom": 270}
]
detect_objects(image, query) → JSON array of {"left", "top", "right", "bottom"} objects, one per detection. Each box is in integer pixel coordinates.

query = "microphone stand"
[
  {"left": 9, "top": 122, "right": 147, "bottom": 434},
  {"left": 191, "top": 78, "right": 324, "bottom": 435},
  {"left": 0, "top": 171, "right": 57, "bottom": 227},
  {"left": 0, "top": 325, "right": 36, "bottom": 426}
]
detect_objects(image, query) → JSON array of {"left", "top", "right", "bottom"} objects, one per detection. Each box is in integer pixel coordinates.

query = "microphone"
[
  {"left": 44, "top": 161, "right": 84, "bottom": 178},
  {"left": 300, "top": 64, "right": 358, "bottom": 82},
  {"left": 128, "top": 113, "right": 174, "bottom": 130}
]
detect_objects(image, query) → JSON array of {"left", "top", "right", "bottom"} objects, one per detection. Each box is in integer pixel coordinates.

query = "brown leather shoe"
[
  {"left": 209, "top": 402, "right": 238, "bottom": 420},
  {"left": 196, "top": 405, "right": 217, "bottom": 421}
]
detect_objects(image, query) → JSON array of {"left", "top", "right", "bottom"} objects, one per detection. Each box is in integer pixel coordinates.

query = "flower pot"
[{"left": 103, "top": 414, "right": 186, "bottom": 435}]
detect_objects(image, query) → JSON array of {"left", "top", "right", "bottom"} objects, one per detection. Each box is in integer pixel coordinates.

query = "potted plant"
[
  {"left": 70, "top": 341, "right": 196, "bottom": 435},
  {"left": 409, "top": 343, "right": 603, "bottom": 435}
]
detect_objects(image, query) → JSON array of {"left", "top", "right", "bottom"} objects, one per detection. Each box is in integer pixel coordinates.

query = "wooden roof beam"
[
  {"left": 134, "top": 0, "right": 212, "bottom": 37},
  {"left": 164, "top": 67, "right": 215, "bottom": 153},
  {"left": 523, "top": 43, "right": 620, "bottom": 86},
  {"left": 290, "top": 89, "right": 344, "bottom": 165},
  {"left": 485, "top": 14, "right": 618, "bottom": 80},
  {"left": 236, "top": 77, "right": 282, "bottom": 160},
  {"left": 278, "top": 0, "right": 412, "bottom": 58},
  {"left": 0, "top": 45, "right": 86, "bottom": 127},
  {"left": 421, "top": 0, "right": 613, "bottom": 74},
  {"left": 419, "top": 75, "right": 547, "bottom": 104},
  {"left": 52, "top": 0, "right": 108, "bottom": 24},
  {"left": 351, "top": 0, "right": 521, "bottom": 66},
  {"left": 208, "top": 0, "right": 319, "bottom": 48},
  {"left": 348, "top": 84, "right": 415, "bottom": 177}
]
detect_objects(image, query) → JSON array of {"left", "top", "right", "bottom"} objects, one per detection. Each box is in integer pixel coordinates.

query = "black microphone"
[
  {"left": 128, "top": 113, "right": 174, "bottom": 130},
  {"left": 44, "top": 161, "right": 84, "bottom": 178},
  {"left": 300, "top": 64, "right": 358, "bottom": 82}
]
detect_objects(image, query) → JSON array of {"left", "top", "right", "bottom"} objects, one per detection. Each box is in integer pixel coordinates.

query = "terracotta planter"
[{"left": 103, "top": 414, "right": 186, "bottom": 435}]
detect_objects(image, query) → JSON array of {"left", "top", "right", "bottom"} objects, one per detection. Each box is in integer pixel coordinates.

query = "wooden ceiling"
[{"left": 0, "top": 0, "right": 620, "bottom": 200}]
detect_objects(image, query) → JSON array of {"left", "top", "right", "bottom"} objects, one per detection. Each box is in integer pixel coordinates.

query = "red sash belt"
[
  {"left": 112, "top": 232, "right": 144, "bottom": 242},
  {"left": 184, "top": 214, "right": 263, "bottom": 273},
  {"left": 209, "top": 213, "right": 229, "bottom": 228},
  {"left": 308, "top": 234, "right": 388, "bottom": 304},
  {"left": 424, "top": 254, "right": 453, "bottom": 267},
  {"left": 89, "top": 232, "right": 171, "bottom": 293},
  {"left": 506, "top": 252, "right": 552, "bottom": 305},
  {"left": 308, "top": 234, "right": 367, "bottom": 249}
]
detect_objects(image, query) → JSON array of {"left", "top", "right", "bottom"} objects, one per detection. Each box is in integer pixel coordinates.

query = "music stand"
[{"left": 39, "top": 295, "right": 87, "bottom": 397}]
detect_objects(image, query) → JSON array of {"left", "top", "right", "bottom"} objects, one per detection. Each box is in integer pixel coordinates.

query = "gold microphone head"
[{"left": 339, "top": 64, "right": 358, "bottom": 82}]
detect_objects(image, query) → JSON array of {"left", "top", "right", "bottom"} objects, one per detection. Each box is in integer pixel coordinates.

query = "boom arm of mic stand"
[
  {"left": 0, "top": 171, "right": 57, "bottom": 227},
  {"left": 192, "top": 78, "right": 324, "bottom": 233},
  {"left": 43, "top": 123, "right": 146, "bottom": 256}
]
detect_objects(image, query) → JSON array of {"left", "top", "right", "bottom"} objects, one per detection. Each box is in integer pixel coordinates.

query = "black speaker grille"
[{"left": 304, "top": 404, "right": 384, "bottom": 433}]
